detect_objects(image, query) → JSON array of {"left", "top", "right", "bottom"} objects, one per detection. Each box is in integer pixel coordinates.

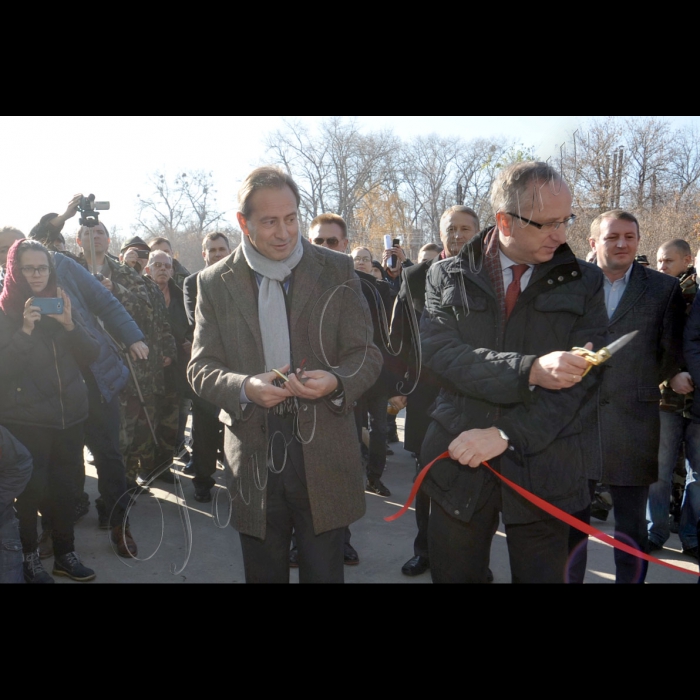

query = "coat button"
[
  {"left": 558, "top": 276, "right": 565, "bottom": 282},
  {"left": 548, "top": 279, "right": 554, "bottom": 285},
  {"left": 454, "top": 510, "right": 460, "bottom": 516},
  {"left": 261, "top": 425, "right": 266, "bottom": 434},
  {"left": 572, "top": 271, "right": 579, "bottom": 277},
  {"left": 17, "top": 388, "right": 21, "bottom": 392}
]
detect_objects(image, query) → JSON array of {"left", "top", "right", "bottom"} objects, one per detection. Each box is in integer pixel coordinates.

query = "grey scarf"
[{"left": 242, "top": 234, "right": 304, "bottom": 372}]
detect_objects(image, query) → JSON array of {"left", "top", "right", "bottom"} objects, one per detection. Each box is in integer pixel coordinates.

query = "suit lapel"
[
  {"left": 221, "top": 247, "right": 263, "bottom": 348},
  {"left": 610, "top": 262, "right": 648, "bottom": 325},
  {"left": 290, "top": 239, "right": 326, "bottom": 331}
]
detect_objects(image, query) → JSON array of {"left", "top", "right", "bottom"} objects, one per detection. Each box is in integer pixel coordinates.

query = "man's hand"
[
  {"left": 49, "top": 194, "right": 82, "bottom": 230},
  {"left": 100, "top": 277, "right": 114, "bottom": 293},
  {"left": 163, "top": 357, "right": 173, "bottom": 367},
  {"left": 448, "top": 428, "right": 509, "bottom": 469},
  {"left": 245, "top": 365, "right": 293, "bottom": 409},
  {"left": 389, "top": 395, "right": 408, "bottom": 412},
  {"left": 382, "top": 248, "right": 404, "bottom": 273},
  {"left": 530, "top": 343, "right": 594, "bottom": 390},
  {"left": 123, "top": 249, "right": 142, "bottom": 272},
  {"left": 129, "top": 341, "right": 149, "bottom": 361},
  {"left": 286, "top": 370, "right": 339, "bottom": 401},
  {"left": 670, "top": 372, "right": 695, "bottom": 395}
]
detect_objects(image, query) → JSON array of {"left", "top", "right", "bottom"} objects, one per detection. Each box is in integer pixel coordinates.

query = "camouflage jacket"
[
  {"left": 75, "top": 254, "right": 178, "bottom": 398},
  {"left": 661, "top": 267, "right": 697, "bottom": 416}
]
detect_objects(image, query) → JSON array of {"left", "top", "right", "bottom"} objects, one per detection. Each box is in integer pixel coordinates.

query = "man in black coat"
[
  {"left": 395, "top": 205, "right": 481, "bottom": 577},
  {"left": 182, "top": 232, "right": 231, "bottom": 502},
  {"left": 568, "top": 211, "right": 687, "bottom": 584},
  {"left": 420, "top": 162, "right": 608, "bottom": 584}
]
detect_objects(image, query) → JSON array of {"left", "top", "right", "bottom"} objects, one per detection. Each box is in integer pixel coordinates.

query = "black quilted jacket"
[
  {"left": 420, "top": 230, "right": 609, "bottom": 525},
  {"left": 0, "top": 312, "right": 99, "bottom": 431}
]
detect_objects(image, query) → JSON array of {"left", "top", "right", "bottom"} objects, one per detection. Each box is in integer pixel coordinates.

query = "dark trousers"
[
  {"left": 568, "top": 480, "right": 649, "bottom": 584},
  {"left": 429, "top": 492, "right": 570, "bottom": 584},
  {"left": 364, "top": 388, "right": 388, "bottom": 481},
  {"left": 239, "top": 416, "right": 345, "bottom": 584},
  {"left": 190, "top": 399, "right": 222, "bottom": 492},
  {"left": 7, "top": 423, "right": 84, "bottom": 556},
  {"left": 414, "top": 458, "right": 430, "bottom": 559},
  {"left": 81, "top": 374, "right": 131, "bottom": 526}
]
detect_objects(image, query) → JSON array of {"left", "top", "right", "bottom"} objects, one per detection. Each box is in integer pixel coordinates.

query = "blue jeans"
[
  {"left": 648, "top": 412, "right": 700, "bottom": 549},
  {"left": 0, "top": 516, "right": 23, "bottom": 584}
]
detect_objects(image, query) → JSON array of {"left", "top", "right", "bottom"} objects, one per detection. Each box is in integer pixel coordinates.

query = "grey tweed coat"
[{"left": 188, "top": 238, "right": 382, "bottom": 539}]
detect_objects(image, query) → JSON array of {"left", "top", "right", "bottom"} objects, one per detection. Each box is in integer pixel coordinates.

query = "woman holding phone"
[{"left": 0, "top": 240, "right": 99, "bottom": 583}]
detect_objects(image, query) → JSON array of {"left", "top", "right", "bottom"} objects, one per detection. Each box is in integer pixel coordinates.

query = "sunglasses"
[{"left": 314, "top": 237, "right": 340, "bottom": 247}]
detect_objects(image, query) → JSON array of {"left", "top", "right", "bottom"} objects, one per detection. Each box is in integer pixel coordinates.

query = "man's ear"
[
  {"left": 496, "top": 212, "right": 512, "bottom": 239},
  {"left": 589, "top": 237, "right": 597, "bottom": 252},
  {"left": 237, "top": 212, "right": 250, "bottom": 237}
]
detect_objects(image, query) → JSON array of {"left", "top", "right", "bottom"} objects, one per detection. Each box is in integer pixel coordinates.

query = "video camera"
[{"left": 78, "top": 194, "right": 111, "bottom": 228}]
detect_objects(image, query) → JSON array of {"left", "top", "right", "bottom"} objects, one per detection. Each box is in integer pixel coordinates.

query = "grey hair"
[{"left": 490, "top": 162, "right": 564, "bottom": 216}]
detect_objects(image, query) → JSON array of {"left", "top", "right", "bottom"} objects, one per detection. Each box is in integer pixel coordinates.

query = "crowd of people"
[{"left": 1, "top": 161, "right": 699, "bottom": 584}]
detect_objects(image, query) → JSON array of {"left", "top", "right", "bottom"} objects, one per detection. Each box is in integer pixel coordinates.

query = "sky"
[{"left": 1, "top": 116, "right": 697, "bottom": 239}]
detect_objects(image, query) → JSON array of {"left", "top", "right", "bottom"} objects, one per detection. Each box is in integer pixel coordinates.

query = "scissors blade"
[{"left": 604, "top": 331, "right": 639, "bottom": 357}]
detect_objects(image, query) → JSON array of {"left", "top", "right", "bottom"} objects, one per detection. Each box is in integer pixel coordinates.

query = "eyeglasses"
[
  {"left": 20, "top": 266, "right": 50, "bottom": 277},
  {"left": 506, "top": 212, "right": 577, "bottom": 232},
  {"left": 314, "top": 237, "right": 340, "bottom": 247},
  {"left": 150, "top": 262, "right": 173, "bottom": 270},
  {"left": 353, "top": 257, "right": 372, "bottom": 264}
]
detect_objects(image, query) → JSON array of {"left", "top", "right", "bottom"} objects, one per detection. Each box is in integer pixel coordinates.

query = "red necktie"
[{"left": 505, "top": 264, "right": 529, "bottom": 320}]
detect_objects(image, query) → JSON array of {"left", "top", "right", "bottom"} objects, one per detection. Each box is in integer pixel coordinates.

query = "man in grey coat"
[
  {"left": 188, "top": 167, "right": 382, "bottom": 584},
  {"left": 569, "top": 210, "right": 687, "bottom": 584}
]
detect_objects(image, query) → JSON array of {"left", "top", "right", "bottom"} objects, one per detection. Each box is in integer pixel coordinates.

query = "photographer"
[
  {"left": 0, "top": 426, "right": 33, "bottom": 584},
  {"left": 0, "top": 240, "right": 100, "bottom": 583}
]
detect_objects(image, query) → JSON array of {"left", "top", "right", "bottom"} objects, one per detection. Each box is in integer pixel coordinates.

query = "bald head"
[{"left": 0, "top": 226, "right": 25, "bottom": 268}]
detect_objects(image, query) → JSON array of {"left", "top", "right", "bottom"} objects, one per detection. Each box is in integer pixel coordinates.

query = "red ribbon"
[{"left": 385, "top": 451, "right": 700, "bottom": 579}]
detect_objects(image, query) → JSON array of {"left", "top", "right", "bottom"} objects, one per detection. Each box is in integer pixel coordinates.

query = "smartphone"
[
  {"left": 384, "top": 235, "right": 397, "bottom": 269},
  {"left": 31, "top": 298, "right": 64, "bottom": 315}
]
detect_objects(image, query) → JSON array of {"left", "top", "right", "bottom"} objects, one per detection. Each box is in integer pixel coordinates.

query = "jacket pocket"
[
  {"left": 441, "top": 285, "right": 488, "bottom": 312},
  {"left": 0, "top": 520, "right": 23, "bottom": 584},
  {"left": 638, "top": 387, "right": 662, "bottom": 402},
  {"left": 534, "top": 294, "right": 586, "bottom": 315}
]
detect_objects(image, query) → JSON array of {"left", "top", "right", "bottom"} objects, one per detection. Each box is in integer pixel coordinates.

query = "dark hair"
[
  {"left": 660, "top": 239, "right": 692, "bottom": 258},
  {"left": 310, "top": 213, "right": 348, "bottom": 239},
  {"left": 202, "top": 231, "right": 231, "bottom": 252},
  {"left": 147, "top": 237, "right": 173, "bottom": 252},
  {"left": 16, "top": 239, "right": 54, "bottom": 273},
  {"left": 590, "top": 210, "right": 640, "bottom": 240},
  {"left": 238, "top": 167, "right": 301, "bottom": 220}
]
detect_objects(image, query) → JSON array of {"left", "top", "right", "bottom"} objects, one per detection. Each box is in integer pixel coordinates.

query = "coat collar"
[
  {"left": 455, "top": 227, "right": 582, "bottom": 298},
  {"left": 221, "top": 237, "right": 327, "bottom": 344},
  {"left": 609, "top": 261, "right": 648, "bottom": 324}
]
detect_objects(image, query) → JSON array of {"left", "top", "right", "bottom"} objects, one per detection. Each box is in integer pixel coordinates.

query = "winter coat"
[
  {"left": 581, "top": 263, "right": 685, "bottom": 486},
  {"left": 52, "top": 253, "right": 144, "bottom": 403},
  {"left": 0, "top": 425, "right": 32, "bottom": 529},
  {"left": 420, "top": 229, "right": 609, "bottom": 525},
  {"left": 0, "top": 311, "right": 100, "bottom": 431}
]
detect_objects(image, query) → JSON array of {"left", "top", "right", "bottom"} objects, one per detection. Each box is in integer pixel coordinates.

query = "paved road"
[{"left": 61, "top": 414, "right": 699, "bottom": 584}]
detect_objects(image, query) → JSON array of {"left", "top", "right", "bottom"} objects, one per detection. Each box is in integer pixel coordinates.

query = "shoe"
[
  {"left": 647, "top": 541, "right": 664, "bottom": 554},
  {"left": 344, "top": 543, "right": 360, "bottom": 566},
  {"left": 194, "top": 488, "right": 212, "bottom": 504},
  {"left": 95, "top": 497, "right": 110, "bottom": 530},
  {"left": 402, "top": 555, "right": 429, "bottom": 577},
  {"left": 38, "top": 530, "right": 54, "bottom": 560},
  {"left": 386, "top": 447, "right": 395, "bottom": 456},
  {"left": 24, "top": 551, "right": 55, "bottom": 584},
  {"left": 682, "top": 546, "right": 699, "bottom": 560},
  {"left": 289, "top": 547, "right": 299, "bottom": 569},
  {"left": 73, "top": 492, "right": 90, "bottom": 524},
  {"left": 183, "top": 462, "right": 196, "bottom": 477},
  {"left": 156, "top": 468, "right": 177, "bottom": 485},
  {"left": 387, "top": 431, "right": 400, "bottom": 445},
  {"left": 111, "top": 525, "right": 138, "bottom": 559},
  {"left": 53, "top": 552, "right": 96, "bottom": 582},
  {"left": 366, "top": 478, "right": 391, "bottom": 497},
  {"left": 487, "top": 568, "right": 494, "bottom": 583}
]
